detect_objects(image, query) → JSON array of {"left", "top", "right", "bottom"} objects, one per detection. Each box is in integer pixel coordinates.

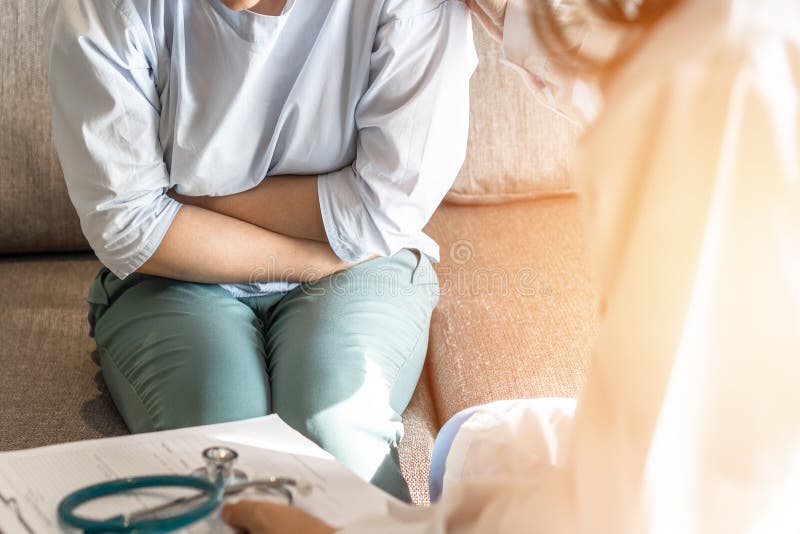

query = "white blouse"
[
  {"left": 343, "top": 0, "right": 800, "bottom": 532},
  {"left": 44, "top": 0, "right": 477, "bottom": 296}
]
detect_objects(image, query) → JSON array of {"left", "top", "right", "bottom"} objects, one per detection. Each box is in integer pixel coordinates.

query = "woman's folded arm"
[
  {"left": 169, "top": 175, "right": 328, "bottom": 243},
  {"left": 138, "top": 204, "right": 349, "bottom": 284}
]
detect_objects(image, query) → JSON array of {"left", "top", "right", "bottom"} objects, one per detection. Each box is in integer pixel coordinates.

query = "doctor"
[{"left": 223, "top": 0, "right": 800, "bottom": 532}]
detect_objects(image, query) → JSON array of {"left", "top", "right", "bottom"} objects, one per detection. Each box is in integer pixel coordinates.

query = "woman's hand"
[
  {"left": 222, "top": 500, "right": 336, "bottom": 534},
  {"left": 466, "top": 0, "right": 508, "bottom": 41}
]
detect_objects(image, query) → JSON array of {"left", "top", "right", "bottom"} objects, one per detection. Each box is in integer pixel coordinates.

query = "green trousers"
[{"left": 87, "top": 250, "right": 438, "bottom": 502}]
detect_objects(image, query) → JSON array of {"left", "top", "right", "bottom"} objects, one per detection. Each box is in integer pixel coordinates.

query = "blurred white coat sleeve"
[{"left": 568, "top": 4, "right": 800, "bottom": 531}]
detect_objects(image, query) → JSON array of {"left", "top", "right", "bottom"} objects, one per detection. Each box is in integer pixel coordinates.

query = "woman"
[
  {"left": 44, "top": 0, "right": 477, "bottom": 502},
  {"left": 223, "top": 0, "right": 800, "bottom": 532}
]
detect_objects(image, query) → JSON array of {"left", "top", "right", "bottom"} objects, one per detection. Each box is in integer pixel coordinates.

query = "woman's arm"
[
  {"left": 314, "top": 1, "right": 477, "bottom": 263},
  {"left": 139, "top": 204, "right": 348, "bottom": 284},
  {"left": 169, "top": 175, "right": 327, "bottom": 242}
]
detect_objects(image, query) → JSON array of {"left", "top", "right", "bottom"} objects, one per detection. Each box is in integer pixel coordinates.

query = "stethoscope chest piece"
[{"left": 192, "top": 446, "right": 249, "bottom": 487}]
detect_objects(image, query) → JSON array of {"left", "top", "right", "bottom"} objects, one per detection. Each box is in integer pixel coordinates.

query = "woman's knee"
[
  {"left": 100, "top": 338, "right": 272, "bottom": 432},
  {"left": 91, "top": 276, "right": 271, "bottom": 432}
]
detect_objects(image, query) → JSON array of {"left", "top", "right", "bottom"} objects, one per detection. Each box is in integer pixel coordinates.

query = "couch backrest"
[
  {"left": 1, "top": 0, "right": 88, "bottom": 253},
  {"left": 447, "top": 21, "right": 579, "bottom": 205},
  {"left": 0, "top": 4, "right": 578, "bottom": 254}
]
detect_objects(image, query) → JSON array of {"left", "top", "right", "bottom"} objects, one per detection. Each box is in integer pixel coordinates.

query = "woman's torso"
[
  {"left": 145, "top": 0, "right": 371, "bottom": 195},
  {"left": 123, "top": 0, "right": 431, "bottom": 295}
]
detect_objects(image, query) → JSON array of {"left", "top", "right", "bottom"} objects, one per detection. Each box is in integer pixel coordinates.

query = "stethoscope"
[{"left": 57, "top": 446, "right": 311, "bottom": 533}]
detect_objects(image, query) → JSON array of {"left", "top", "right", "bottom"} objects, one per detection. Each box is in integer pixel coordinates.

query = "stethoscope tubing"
[{"left": 58, "top": 475, "right": 223, "bottom": 533}]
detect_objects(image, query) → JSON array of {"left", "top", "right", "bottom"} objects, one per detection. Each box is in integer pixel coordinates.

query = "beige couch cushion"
[
  {"left": 397, "top": 366, "right": 438, "bottom": 505},
  {"left": 445, "top": 18, "right": 580, "bottom": 205},
  {"left": 0, "top": 1, "right": 87, "bottom": 253},
  {"left": 0, "top": 255, "right": 123, "bottom": 448},
  {"left": 425, "top": 197, "right": 599, "bottom": 420}
]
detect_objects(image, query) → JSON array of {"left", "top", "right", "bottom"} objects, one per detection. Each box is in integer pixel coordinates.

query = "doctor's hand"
[
  {"left": 222, "top": 500, "right": 335, "bottom": 534},
  {"left": 466, "top": 0, "right": 508, "bottom": 41}
]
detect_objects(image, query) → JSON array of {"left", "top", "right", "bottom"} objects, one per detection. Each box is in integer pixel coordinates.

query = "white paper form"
[{"left": 0, "top": 415, "right": 401, "bottom": 533}]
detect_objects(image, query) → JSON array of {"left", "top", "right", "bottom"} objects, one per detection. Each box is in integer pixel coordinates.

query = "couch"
[{"left": 0, "top": 1, "right": 598, "bottom": 505}]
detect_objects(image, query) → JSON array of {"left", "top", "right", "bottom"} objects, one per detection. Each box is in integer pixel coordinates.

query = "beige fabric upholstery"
[
  {"left": 397, "top": 366, "right": 438, "bottom": 505},
  {"left": 0, "top": 255, "right": 125, "bottom": 449},
  {"left": 424, "top": 197, "right": 599, "bottom": 421},
  {"left": 445, "top": 17, "right": 580, "bottom": 205},
  {"left": 0, "top": 1, "right": 87, "bottom": 253}
]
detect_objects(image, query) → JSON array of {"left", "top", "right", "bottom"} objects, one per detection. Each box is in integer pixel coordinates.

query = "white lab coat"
[{"left": 342, "top": 0, "right": 800, "bottom": 532}]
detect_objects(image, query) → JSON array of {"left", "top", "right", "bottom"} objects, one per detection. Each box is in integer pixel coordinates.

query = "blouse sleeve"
[
  {"left": 45, "top": 0, "right": 181, "bottom": 278},
  {"left": 317, "top": 0, "right": 477, "bottom": 263}
]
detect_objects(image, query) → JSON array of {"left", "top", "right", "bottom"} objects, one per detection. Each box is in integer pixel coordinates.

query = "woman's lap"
[{"left": 88, "top": 250, "right": 438, "bottom": 501}]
